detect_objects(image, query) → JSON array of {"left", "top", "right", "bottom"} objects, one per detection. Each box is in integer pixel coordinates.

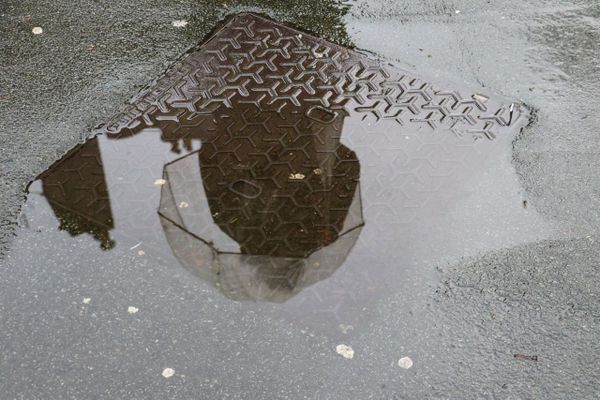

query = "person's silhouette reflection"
[
  {"left": 203, "top": 103, "right": 359, "bottom": 257},
  {"left": 158, "top": 102, "right": 363, "bottom": 301}
]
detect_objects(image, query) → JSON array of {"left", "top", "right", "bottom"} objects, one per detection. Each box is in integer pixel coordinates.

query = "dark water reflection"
[{"left": 23, "top": 14, "right": 538, "bottom": 328}]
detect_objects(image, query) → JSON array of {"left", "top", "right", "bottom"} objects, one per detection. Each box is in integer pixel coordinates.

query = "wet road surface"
[{"left": 1, "top": 1, "right": 599, "bottom": 399}]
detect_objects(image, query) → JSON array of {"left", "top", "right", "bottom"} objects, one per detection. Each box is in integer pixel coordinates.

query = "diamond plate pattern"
[{"left": 102, "top": 13, "right": 523, "bottom": 142}]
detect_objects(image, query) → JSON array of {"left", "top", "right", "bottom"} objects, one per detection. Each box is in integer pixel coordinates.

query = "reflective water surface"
[{"left": 23, "top": 13, "right": 544, "bottom": 329}]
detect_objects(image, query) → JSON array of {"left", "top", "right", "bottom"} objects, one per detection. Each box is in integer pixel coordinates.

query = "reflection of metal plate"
[
  {"left": 27, "top": 12, "right": 530, "bottom": 305},
  {"left": 104, "top": 13, "right": 524, "bottom": 140}
]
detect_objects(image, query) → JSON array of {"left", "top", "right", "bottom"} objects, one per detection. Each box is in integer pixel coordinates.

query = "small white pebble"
[
  {"left": 127, "top": 306, "right": 139, "bottom": 314},
  {"left": 137, "top": 250, "right": 145, "bottom": 256},
  {"left": 32, "top": 27, "right": 43, "bottom": 35},
  {"left": 178, "top": 201, "right": 189, "bottom": 208},
  {"left": 336, "top": 344, "right": 354, "bottom": 359},
  {"left": 172, "top": 20, "right": 188, "bottom": 28},
  {"left": 154, "top": 178, "right": 167, "bottom": 185},
  {"left": 83, "top": 298, "right": 91, "bottom": 304},
  {"left": 398, "top": 356, "right": 413, "bottom": 369},
  {"left": 162, "top": 368, "right": 175, "bottom": 378},
  {"left": 455, "top": 9, "right": 461, "bottom": 14}
]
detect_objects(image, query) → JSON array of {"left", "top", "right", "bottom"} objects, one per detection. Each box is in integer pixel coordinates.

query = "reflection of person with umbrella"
[
  {"left": 35, "top": 99, "right": 363, "bottom": 302},
  {"left": 158, "top": 102, "right": 363, "bottom": 302}
]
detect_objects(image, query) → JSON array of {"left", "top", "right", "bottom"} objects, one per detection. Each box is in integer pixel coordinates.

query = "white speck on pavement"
[
  {"left": 32, "top": 27, "right": 43, "bottom": 35},
  {"left": 127, "top": 306, "right": 139, "bottom": 314},
  {"left": 336, "top": 344, "right": 354, "bottom": 359},
  {"left": 162, "top": 368, "right": 175, "bottom": 378},
  {"left": 398, "top": 356, "right": 413, "bottom": 369},
  {"left": 172, "top": 20, "right": 188, "bottom": 28}
]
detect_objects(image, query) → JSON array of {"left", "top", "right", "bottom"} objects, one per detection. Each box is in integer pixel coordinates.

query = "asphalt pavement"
[{"left": 1, "top": 0, "right": 599, "bottom": 398}]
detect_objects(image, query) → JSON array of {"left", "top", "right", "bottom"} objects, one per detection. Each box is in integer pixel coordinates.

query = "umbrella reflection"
[{"left": 158, "top": 103, "right": 363, "bottom": 302}]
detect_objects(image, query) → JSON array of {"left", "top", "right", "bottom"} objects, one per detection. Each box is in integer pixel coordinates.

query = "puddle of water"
[{"left": 20, "top": 12, "right": 549, "bottom": 332}]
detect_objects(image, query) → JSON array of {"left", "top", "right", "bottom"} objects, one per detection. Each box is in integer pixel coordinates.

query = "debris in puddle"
[
  {"left": 31, "top": 27, "right": 43, "bottom": 35},
  {"left": 514, "top": 353, "right": 538, "bottom": 361},
  {"left": 172, "top": 20, "right": 188, "bottom": 28},
  {"left": 339, "top": 324, "right": 354, "bottom": 334},
  {"left": 129, "top": 242, "right": 142, "bottom": 250},
  {"left": 398, "top": 356, "right": 413, "bottom": 369},
  {"left": 162, "top": 367, "right": 175, "bottom": 378},
  {"left": 288, "top": 173, "right": 305, "bottom": 180},
  {"left": 154, "top": 178, "right": 167, "bottom": 186},
  {"left": 336, "top": 344, "right": 354, "bottom": 359},
  {"left": 313, "top": 168, "right": 322, "bottom": 175},
  {"left": 83, "top": 297, "right": 91, "bottom": 304},
  {"left": 127, "top": 306, "right": 139, "bottom": 314}
]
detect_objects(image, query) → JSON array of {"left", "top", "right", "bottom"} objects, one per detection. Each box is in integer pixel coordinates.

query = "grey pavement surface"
[{"left": 1, "top": 0, "right": 599, "bottom": 399}]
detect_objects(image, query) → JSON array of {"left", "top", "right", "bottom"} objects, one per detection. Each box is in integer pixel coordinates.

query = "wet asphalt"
[{"left": 1, "top": 0, "right": 599, "bottom": 399}]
